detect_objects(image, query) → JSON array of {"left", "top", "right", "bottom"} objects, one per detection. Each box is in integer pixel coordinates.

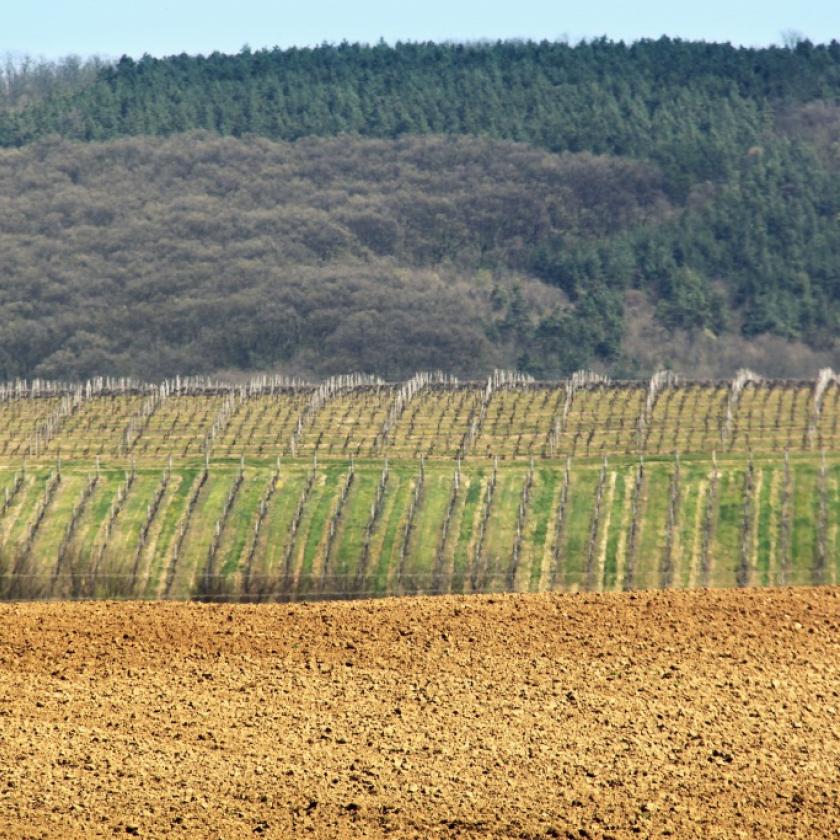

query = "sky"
[{"left": 4, "top": 0, "right": 839, "bottom": 60}]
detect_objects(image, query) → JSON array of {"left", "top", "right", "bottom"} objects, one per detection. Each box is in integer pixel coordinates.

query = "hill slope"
[
  {"left": 0, "top": 133, "right": 667, "bottom": 379},
  {"left": 1, "top": 40, "right": 840, "bottom": 378},
  {"left": 0, "top": 376, "right": 837, "bottom": 600}
]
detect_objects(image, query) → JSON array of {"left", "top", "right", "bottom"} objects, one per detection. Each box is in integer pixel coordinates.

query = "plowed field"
[{"left": 1, "top": 589, "right": 838, "bottom": 838}]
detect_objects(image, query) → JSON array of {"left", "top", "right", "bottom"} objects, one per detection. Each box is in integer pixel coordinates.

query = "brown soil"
[{"left": 0, "top": 589, "right": 838, "bottom": 839}]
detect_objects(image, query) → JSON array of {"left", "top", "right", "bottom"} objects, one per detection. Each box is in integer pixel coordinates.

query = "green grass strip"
[
  {"left": 635, "top": 464, "right": 671, "bottom": 590},
  {"left": 296, "top": 465, "right": 344, "bottom": 597},
  {"left": 481, "top": 467, "right": 525, "bottom": 593},
  {"left": 142, "top": 468, "right": 199, "bottom": 596},
  {"left": 755, "top": 466, "right": 774, "bottom": 586},
  {"left": 602, "top": 469, "right": 627, "bottom": 591},
  {"left": 450, "top": 467, "right": 485, "bottom": 594},
  {"left": 526, "top": 467, "right": 558, "bottom": 592},
  {"left": 561, "top": 467, "right": 599, "bottom": 592},
  {"left": 790, "top": 462, "right": 817, "bottom": 586},
  {"left": 370, "top": 465, "right": 411, "bottom": 596},
  {"left": 218, "top": 471, "right": 269, "bottom": 578},
  {"left": 712, "top": 469, "right": 742, "bottom": 589}
]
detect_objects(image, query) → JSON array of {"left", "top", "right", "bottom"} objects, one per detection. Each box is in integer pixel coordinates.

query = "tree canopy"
[{"left": 1, "top": 39, "right": 838, "bottom": 379}]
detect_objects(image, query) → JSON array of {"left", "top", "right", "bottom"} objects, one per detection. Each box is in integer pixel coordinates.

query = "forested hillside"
[{"left": 1, "top": 39, "right": 839, "bottom": 380}]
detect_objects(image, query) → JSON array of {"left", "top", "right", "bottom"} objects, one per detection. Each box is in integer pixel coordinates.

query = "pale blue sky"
[{"left": 4, "top": 0, "right": 839, "bottom": 60}]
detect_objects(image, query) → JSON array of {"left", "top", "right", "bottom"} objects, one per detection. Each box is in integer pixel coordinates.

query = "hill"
[
  {"left": 1, "top": 40, "right": 839, "bottom": 379},
  {"left": 1, "top": 589, "right": 838, "bottom": 837}
]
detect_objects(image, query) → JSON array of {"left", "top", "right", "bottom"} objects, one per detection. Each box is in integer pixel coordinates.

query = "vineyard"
[{"left": 0, "top": 369, "right": 838, "bottom": 600}]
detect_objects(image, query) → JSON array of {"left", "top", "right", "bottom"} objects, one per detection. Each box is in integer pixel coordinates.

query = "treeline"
[
  {"left": 0, "top": 39, "right": 838, "bottom": 379},
  {"left": 2, "top": 39, "right": 839, "bottom": 191}
]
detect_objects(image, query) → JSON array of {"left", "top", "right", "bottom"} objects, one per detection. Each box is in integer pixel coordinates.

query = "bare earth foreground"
[{"left": 0, "top": 590, "right": 838, "bottom": 839}]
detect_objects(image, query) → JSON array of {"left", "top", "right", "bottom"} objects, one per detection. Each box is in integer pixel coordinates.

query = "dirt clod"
[{"left": 0, "top": 588, "right": 838, "bottom": 838}]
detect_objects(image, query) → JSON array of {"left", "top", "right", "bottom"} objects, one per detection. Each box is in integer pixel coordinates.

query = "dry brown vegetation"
[
  {"left": 621, "top": 290, "right": 840, "bottom": 379},
  {"left": 0, "top": 588, "right": 838, "bottom": 838},
  {"left": 0, "top": 133, "right": 664, "bottom": 381}
]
